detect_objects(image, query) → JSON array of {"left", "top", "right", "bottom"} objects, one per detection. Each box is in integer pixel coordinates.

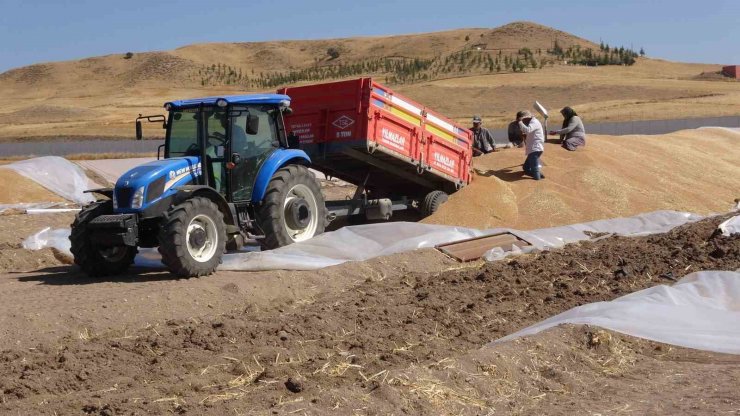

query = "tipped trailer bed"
[{"left": 278, "top": 78, "right": 473, "bottom": 219}]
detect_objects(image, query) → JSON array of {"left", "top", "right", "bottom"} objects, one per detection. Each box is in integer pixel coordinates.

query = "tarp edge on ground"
[
  {"left": 23, "top": 209, "right": 708, "bottom": 272},
  {"left": 219, "top": 210, "right": 704, "bottom": 271},
  {"left": 491, "top": 271, "right": 740, "bottom": 355}
]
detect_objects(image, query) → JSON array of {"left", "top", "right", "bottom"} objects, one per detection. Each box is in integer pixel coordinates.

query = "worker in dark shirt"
[
  {"left": 507, "top": 111, "right": 526, "bottom": 148},
  {"left": 471, "top": 115, "right": 495, "bottom": 156}
]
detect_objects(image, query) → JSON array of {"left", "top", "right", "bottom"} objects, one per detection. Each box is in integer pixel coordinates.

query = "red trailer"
[
  {"left": 722, "top": 65, "right": 740, "bottom": 79},
  {"left": 278, "top": 78, "right": 472, "bottom": 219}
]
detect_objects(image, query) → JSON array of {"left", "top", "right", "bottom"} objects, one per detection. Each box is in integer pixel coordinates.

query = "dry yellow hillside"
[
  {"left": 0, "top": 21, "right": 737, "bottom": 141},
  {"left": 425, "top": 127, "right": 740, "bottom": 230}
]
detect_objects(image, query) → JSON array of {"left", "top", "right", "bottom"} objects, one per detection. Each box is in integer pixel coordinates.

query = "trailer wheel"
[
  {"left": 257, "top": 165, "right": 327, "bottom": 250},
  {"left": 70, "top": 200, "right": 137, "bottom": 276},
  {"left": 158, "top": 197, "right": 226, "bottom": 277},
  {"left": 420, "top": 190, "right": 448, "bottom": 218}
]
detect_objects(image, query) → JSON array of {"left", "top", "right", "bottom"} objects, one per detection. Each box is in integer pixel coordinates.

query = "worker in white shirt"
[{"left": 518, "top": 110, "right": 545, "bottom": 180}]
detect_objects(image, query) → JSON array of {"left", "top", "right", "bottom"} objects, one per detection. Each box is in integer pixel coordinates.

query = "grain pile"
[
  {"left": 426, "top": 127, "right": 740, "bottom": 229},
  {"left": 0, "top": 168, "right": 65, "bottom": 204}
]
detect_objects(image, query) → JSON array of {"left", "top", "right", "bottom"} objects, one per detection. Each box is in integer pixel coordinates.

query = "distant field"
[{"left": 398, "top": 60, "right": 740, "bottom": 127}]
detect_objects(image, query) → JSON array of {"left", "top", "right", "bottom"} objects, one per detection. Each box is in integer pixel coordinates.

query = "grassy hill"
[{"left": 0, "top": 21, "right": 737, "bottom": 141}]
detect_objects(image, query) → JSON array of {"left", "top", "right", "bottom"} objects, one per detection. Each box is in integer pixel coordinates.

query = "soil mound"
[
  {"left": 426, "top": 128, "right": 740, "bottom": 229},
  {"left": 0, "top": 213, "right": 737, "bottom": 415},
  {"left": 0, "top": 168, "right": 65, "bottom": 204}
]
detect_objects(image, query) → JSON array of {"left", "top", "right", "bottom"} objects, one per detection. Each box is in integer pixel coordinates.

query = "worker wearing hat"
[
  {"left": 470, "top": 115, "right": 495, "bottom": 156},
  {"left": 518, "top": 110, "right": 546, "bottom": 180}
]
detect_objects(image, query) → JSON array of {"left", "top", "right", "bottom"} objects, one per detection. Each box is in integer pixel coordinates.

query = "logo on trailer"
[
  {"left": 332, "top": 115, "right": 355, "bottom": 130},
  {"left": 381, "top": 128, "right": 406, "bottom": 151},
  {"left": 433, "top": 153, "right": 456, "bottom": 172}
]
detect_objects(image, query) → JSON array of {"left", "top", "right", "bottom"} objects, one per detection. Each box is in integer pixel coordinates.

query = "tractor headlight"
[
  {"left": 216, "top": 98, "right": 228, "bottom": 108},
  {"left": 131, "top": 186, "right": 145, "bottom": 209}
]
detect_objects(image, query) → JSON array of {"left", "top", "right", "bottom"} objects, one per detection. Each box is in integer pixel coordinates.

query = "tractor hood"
[{"left": 114, "top": 157, "right": 202, "bottom": 212}]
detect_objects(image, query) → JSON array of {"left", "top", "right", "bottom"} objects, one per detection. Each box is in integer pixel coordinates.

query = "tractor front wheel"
[
  {"left": 158, "top": 197, "right": 226, "bottom": 277},
  {"left": 70, "top": 200, "right": 137, "bottom": 276}
]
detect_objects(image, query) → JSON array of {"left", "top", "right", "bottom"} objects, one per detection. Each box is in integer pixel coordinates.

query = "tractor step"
[
  {"left": 88, "top": 214, "right": 139, "bottom": 246},
  {"left": 89, "top": 214, "right": 137, "bottom": 229}
]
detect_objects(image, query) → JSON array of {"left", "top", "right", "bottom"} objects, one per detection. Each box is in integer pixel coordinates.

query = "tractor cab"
[{"left": 138, "top": 94, "right": 292, "bottom": 202}]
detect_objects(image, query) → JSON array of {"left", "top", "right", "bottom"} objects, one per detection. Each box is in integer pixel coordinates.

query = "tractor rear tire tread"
[{"left": 257, "top": 165, "right": 327, "bottom": 250}]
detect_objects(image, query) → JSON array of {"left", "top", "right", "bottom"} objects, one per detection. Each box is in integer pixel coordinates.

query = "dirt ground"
[{"left": 0, "top": 212, "right": 737, "bottom": 415}]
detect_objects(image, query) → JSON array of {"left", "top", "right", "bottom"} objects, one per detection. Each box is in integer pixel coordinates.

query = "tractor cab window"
[
  {"left": 167, "top": 109, "right": 198, "bottom": 157},
  {"left": 230, "top": 105, "right": 279, "bottom": 157},
  {"left": 166, "top": 108, "right": 228, "bottom": 194},
  {"left": 229, "top": 105, "right": 280, "bottom": 201},
  {"left": 204, "top": 110, "right": 228, "bottom": 194}
]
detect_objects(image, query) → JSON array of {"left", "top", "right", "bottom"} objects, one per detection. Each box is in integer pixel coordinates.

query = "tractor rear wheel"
[
  {"left": 420, "top": 190, "right": 448, "bottom": 218},
  {"left": 257, "top": 165, "right": 327, "bottom": 250},
  {"left": 158, "top": 197, "right": 226, "bottom": 277},
  {"left": 70, "top": 200, "right": 137, "bottom": 276}
]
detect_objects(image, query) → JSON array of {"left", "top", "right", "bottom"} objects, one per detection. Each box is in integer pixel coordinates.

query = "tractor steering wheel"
[{"left": 208, "top": 131, "right": 227, "bottom": 145}]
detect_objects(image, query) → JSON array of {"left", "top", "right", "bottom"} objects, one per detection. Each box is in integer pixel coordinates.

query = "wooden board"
[{"left": 435, "top": 232, "right": 531, "bottom": 262}]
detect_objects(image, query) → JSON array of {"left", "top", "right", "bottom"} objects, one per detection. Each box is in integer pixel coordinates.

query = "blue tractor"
[{"left": 70, "top": 94, "right": 328, "bottom": 277}]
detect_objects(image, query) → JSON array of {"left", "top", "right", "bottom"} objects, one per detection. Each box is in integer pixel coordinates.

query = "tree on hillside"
[
  {"left": 550, "top": 39, "right": 563, "bottom": 57},
  {"left": 640, "top": 47, "right": 645, "bottom": 56},
  {"left": 327, "top": 47, "right": 340, "bottom": 60}
]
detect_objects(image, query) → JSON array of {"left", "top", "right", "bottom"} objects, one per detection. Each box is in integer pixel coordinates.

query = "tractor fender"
[
  {"left": 251, "top": 149, "right": 311, "bottom": 203},
  {"left": 173, "top": 185, "right": 236, "bottom": 226}
]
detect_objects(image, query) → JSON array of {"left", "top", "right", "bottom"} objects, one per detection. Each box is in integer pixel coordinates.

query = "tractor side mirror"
[
  {"left": 135, "top": 114, "right": 166, "bottom": 140},
  {"left": 281, "top": 106, "right": 293, "bottom": 115},
  {"left": 246, "top": 114, "right": 259, "bottom": 135}
]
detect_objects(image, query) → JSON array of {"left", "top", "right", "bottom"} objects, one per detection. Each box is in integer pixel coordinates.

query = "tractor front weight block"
[{"left": 88, "top": 214, "right": 139, "bottom": 247}]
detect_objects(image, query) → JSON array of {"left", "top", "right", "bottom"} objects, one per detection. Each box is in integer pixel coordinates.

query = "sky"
[{"left": 1, "top": 0, "right": 738, "bottom": 73}]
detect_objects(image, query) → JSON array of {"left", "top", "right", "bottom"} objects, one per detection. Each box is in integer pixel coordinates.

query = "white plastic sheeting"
[
  {"left": 719, "top": 215, "right": 740, "bottom": 236},
  {"left": 1, "top": 156, "right": 97, "bottom": 204},
  {"left": 492, "top": 271, "right": 740, "bottom": 355},
  {"left": 22, "top": 210, "right": 704, "bottom": 272},
  {"left": 222, "top": 223, "right": 485, "bottom": 271},
  {"left": 0, "top": 202, "right": 67, "bottom": 214},
  {"left": 22, "top": 227, "right": 72, "bottom": 252},
  {"left": 221, "top": 210, "right": 702, "bottom": 271}
]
